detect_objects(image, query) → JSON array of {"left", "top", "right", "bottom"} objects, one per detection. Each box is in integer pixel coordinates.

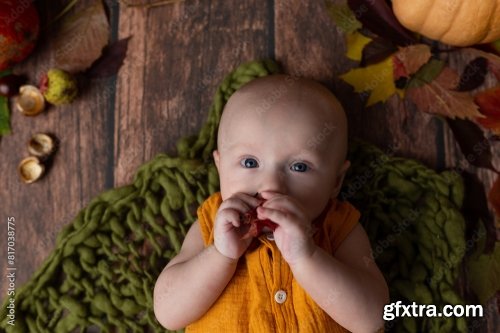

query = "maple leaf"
[
  {"left": 406, "top": 65, "right": 484, "bottom": 120},
  {"left": 393, "top": 44, "right": 431, "bottom": 77},
  {"left": 474, "top": 87, "right": 500, "bottom": 134},
  {"left": 345, "top": 31, "right": 372, "bottom": 61},
  {"left": 340, "top": 56, "right": 403, "bottom": 106}
]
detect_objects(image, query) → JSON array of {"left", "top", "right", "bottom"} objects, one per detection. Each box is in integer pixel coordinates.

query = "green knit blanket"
[{"left": 0, "top": 60, "right": 466, "bottom": 333}]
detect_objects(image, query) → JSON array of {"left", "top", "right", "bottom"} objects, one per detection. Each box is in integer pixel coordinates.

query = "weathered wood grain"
[
  {"left": 0, "top": 1, "right": 115, "bottom": 298},
  {"left": 114, "top": 0, "right": 273, "bottom": 186}
]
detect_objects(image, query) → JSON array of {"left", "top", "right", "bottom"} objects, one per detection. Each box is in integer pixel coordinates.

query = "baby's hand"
[
  {"left": 257, "top": 191, "right": 316, "bottom": 265},
  {"left": 214, "top": 192, "right": 262, "bottom": 260}
]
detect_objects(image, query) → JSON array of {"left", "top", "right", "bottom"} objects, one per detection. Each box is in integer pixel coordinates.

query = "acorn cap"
[
  {"left": 18, "top": 157, "right": 44, "bottom": 184},
  {"left": 15, "top": 85, "right": 45, "bottom": 116},
  {"left": 28, "top": 133, "right": 56, "bottom": 158}
]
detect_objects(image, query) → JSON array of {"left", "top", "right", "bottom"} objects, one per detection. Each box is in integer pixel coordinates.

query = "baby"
[{"left": 154, "top": 74, "right": 389, "bottom": 332}]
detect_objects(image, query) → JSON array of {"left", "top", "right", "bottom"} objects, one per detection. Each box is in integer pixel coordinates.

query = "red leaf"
[
  {"left": 475, "top": 87, "right": 500, "bottom": 134},
  {"left": 393, "top": 44, "right": 432, "bottom": 77},
  {"left": 347, "top": 0, "right": 417, "bottom": 46}
]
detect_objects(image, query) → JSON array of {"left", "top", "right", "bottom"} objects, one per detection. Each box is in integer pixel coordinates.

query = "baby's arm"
[
  {"left": 153, "top": 221, "right": 238, "bottom": 330},
  {"left": 257, "top": 191, "right": 388, "bottom": 332},
  {"left": 290, "top": 224, "right": 389, "bottom": 333},
  {"left": 153, "top": 192, "right": 260, "bottom": 330}
]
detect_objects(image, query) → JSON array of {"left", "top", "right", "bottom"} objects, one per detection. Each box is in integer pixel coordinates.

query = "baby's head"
[{"left": 213, "top": 74, "right": 350, "bottom": 221}]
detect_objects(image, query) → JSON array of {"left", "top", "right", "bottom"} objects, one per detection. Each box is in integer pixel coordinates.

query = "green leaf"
[
  {"left": 325, "top": 2, "right": 362, "bottom": 33},
  {"left": 0, "top": 96, "right": 11, "bottom": 136},
  {"left": 467, "top": 242, "right": 500, "bottom": 305},
  {"left": 407, "top": 59, "right": 445, "bottom": 89},
  {"left": 0, "top": 69, "right": 12, "bottom": 78}
]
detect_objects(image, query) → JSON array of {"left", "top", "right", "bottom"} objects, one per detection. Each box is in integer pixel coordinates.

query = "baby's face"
[{"left": 213, "top": 75, "right": 349, "bottom": 221}]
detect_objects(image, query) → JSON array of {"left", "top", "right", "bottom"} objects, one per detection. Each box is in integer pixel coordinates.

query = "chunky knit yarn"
[{"left": 0, "top": 59, "right": 466, "bottom": 333}]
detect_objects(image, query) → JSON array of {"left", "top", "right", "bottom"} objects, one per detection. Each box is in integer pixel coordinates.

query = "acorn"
[
  {"left": 28, "top": 133, "right": 56, "bottom": 158},
  {"left": 15, "top": 85, "right": 45, "bottom": 116},
  {"left": 18, "top": 157, "right": 45, "bottom": 184},
  {"left": 39, "top": 69, "right": 78, "bottom": 105}
]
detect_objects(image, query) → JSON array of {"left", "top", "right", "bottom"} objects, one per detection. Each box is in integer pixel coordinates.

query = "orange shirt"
[{"left": 186, "top": 192, "right": 360, "bottom": 333}]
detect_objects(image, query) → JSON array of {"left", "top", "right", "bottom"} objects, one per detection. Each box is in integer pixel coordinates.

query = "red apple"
[{"left": 0, "top": 0, "right": 40, "bottom": 71}]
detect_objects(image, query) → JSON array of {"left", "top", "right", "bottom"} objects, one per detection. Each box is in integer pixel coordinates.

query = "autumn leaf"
[
  {"left": 340, "top": 56, "right": 403, "bottom": 106},
  {"left": 406, "top": 63, "right": 483, "bottom": 120},
  {"left": 456, "top": 57, "right": 488, "bottom": 91},
  {"left": 407, "top": 58, "right": 446, "bottom": 88},
  {"left": 345, "top": 31, "right": 372, "bottom": 61},
  {"left": 474, "top": 87, "right": 500, "bottom": 134},
  {"left": 467, "top": 241, "right": 500, "bottom": 305},
  {"left": 0, "top": 96, "right": 9, "bottom": 136},
  {"left": 489, "top": 176, "right": 500, "bottom": 218},
  {"left": 54, "top": 0, "right": 110, "bottom": 73},
  {"left": 0, "top": 70, "right": 11, "bottom": 136},
  {"left": 393, "top": 44, "right": 431, "bottom": 77},
  {"left": 325, "top": 1, "right": 362, "bottom": 34}
]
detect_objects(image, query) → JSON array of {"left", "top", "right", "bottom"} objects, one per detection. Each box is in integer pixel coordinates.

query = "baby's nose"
[{"left": 260, "top": 169, "right": 287, "bottom": 194}]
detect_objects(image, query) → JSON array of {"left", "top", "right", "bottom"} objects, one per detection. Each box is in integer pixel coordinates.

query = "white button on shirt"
[{"left": 274, "top": 290, "right": 287, "bottom": 304}]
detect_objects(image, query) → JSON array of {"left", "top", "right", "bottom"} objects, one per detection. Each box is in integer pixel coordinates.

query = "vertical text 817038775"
[{"left": 5, "top": 216, "right": 17, "bottom": 326}]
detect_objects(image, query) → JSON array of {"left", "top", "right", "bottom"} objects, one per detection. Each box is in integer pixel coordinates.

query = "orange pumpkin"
[{"left": 392, "top": 0, "right": 500, "bottom": 46}]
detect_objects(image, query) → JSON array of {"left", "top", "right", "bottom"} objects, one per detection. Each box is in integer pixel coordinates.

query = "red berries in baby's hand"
[{"left": 240, "top": 202, "right": 277, "bottom": 239}]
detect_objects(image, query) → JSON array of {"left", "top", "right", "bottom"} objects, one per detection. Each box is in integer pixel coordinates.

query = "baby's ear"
[
  {"left": 213, "top": 150, "right": 220, "bottom": 170},
  {"left": 331, "top": 160, "right": 351, "bottom": 199}
]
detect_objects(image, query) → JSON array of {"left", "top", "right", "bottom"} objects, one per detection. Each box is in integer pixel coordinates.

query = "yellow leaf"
[
  {"left": 346, "top": 32, "right": 372, "bottom": 61},
  {"left": 340, "top": 57, "right": 397, "bottom": 106}
]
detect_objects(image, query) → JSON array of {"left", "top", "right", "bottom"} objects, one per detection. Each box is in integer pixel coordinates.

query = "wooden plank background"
[{"left": 1, "top": 0, "right": 498, "bottom": 330}]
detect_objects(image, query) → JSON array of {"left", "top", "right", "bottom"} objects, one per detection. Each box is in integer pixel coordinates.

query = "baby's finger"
[
  {"left": 261, "top": 196, "right": 304, "bottom": 218},
  {"left": 257, "top": 206, "right": 291, "bottom": 227},
  {"left": 218, "top": 209, "right": 242, "bottom": 228},
  {"left": 220, "top": 197, "right": 251, "bottom": 215},
  {"left": 232, "top": 192, "right": 263, "bottom": 208}
]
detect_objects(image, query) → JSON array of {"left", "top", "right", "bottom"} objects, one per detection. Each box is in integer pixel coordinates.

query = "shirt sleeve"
[
  {"left": 196, "top": 192, "right": 222, "bottom": 246},
  {"left": 329, "top": 200, "right": 361, "bottom": 253}
]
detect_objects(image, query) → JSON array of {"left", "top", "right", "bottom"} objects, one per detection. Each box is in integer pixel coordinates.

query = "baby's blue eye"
[
  {"left": 241, "top": 158, "right": 258, "bottom": 168},
  {"left": 291, "top": 162, "right": 308, "bottom": 172}
]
